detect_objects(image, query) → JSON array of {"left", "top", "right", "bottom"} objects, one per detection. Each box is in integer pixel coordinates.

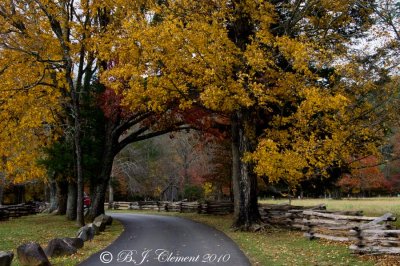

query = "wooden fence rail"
[
  {"left": 348, "top": 214, "right": 400, "bottom": 255},
  {"left": 256, "top": 203, "right": 400, "bottom": 255},
  {"left": 106, "top": 201, "right": 234, "bottom": 215},
  {"left": 0, "top": 203, "right": 41, "bottom": 221},
  {"left": 258, "top": 203, "right": 327, "bottom": 229},
  {"left": 302, "top": 211, "right": 396, "bottom": 243}
]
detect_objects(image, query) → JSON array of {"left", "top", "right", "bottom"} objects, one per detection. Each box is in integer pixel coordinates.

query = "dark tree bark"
[
  {"left": 87, "top": 121, "right": 117, "bottom": 220},
  {"left": 66, "top": 181, "right": 77, "bottom": 220},
  {"left": 0, "top": 172, "right": 4, "bottom": 206},
  {"left": 74, "top": 104, "right": 85, "bottom": 226},
  {"left": 231, "top": 110, "right": 261, "bottom": 230},
  {"left": 69, "top": 54, "right": 84, "bottom": 227},
  {"left": 15, "top": 185, "right": 25, "bottom": 204},
  {"left": 48, "top": 178, "right": 58, "bottom": 213},
  {"left": 225, "top": 1, "right": 261, "bottom": 230},
  {"left": 90, "top": 181, "right": 109, "bottom": 220},
  {"left": 108, "top": 178, "right": 114, "bottom": 204},
  {"left": 56, "top": 179, "right": 68, "bottom": 215}
]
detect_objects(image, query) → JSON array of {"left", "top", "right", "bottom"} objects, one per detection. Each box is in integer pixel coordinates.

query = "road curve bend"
[{"left": 79, "top": 213, "right": 251, "bottom": 266}]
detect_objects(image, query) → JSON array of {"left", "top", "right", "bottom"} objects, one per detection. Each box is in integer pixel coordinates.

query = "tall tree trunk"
[
  {"left": 66, "top": 181, "right": 77, "bottom": 220},
  {"left": 0, "top": 172, "right": 4, "bottom": 206},
  {"left": 108, "top": 178, "right": 114, "bottom": 204},
  {"left": 48, "top": 178, "right": 58, "bottom": 213},
  {"left": 90, "top": 181, "right": 108, "bottom": 220},
  {"left": 88, "top": 123, "right": 116, "bottom": 220},
  {"left": 183, "top": 154, "right": 190, "bottom": 186},
  {"left": 231, "top": 110, "right": 261, "bottom": 230},
  {"left": 15, "top": 185, "right": 25, "bottom": 204},
  {"left": 66, "top": 72, "right": 84, "bottom": 226},
  {"left": 89, "top": 159, "right": 114, "bottom": 219},
  {"left": 56, "top": 179, "right": 68, "bottom": 215},
  {"left": 72, "top": 97, "right": 85, "bottom": 226}
]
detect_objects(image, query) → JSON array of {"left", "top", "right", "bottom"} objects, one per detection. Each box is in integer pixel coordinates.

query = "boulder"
[
  {"left": 61, "top": 238, "right": 84, "bottom": 249},
  {"left": 87, "top": 223, "right": 100, "bottom": 235},
  {"left": 17, "top": 242, "right": 50, "bottom": 266},
  {"left": 44, "top": 238, "right": 77, "bottom": 258},
  {"left": 92, "top": 214, "right": 113, "bottom": 232},
  {"left": 0, "top": 251, "right": 14, "bottom": 266},
  {"left": 76, "top": 225, "right": 95, "bottom": 242},
  {"left": 92, "top": 220, "right": 106, "bottom": 232}
]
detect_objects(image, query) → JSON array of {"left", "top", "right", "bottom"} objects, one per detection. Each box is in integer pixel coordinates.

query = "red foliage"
[
  {"left": 178, "top": 106, "right": 230, "bottom": 141},
  {"left": 97, "top": 88, "right": 124, "bottom": 121},
  {"left": 386, "top": 174, "right": 400, "bottom": 194},
  {"left": 337, "top": 156, "right": 390, "bottom": 194}
]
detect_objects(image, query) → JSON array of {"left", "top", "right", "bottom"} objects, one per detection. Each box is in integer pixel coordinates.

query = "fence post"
[
  {"left": 354, "top": 227, "right": 364, "bottom": 250},
  {"left": 304, "top": 213, "right": 315, "bottom": 240}
]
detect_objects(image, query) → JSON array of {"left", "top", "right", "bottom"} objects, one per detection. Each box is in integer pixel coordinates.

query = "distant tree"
[{"left": 337, "top": 156, "right": 390, "bottom": 196}]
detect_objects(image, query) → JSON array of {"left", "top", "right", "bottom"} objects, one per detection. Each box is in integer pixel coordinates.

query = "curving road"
[{"left": 79, "top": 213, "right": 251, "bottom": 266}]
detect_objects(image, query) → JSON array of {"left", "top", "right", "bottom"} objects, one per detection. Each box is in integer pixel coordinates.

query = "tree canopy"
[
  {"left": 103, "top": 0, "right": 399, "bottom": 188},
  {"left": 0, "top": 0, "right": 399, "bottom": 229}
]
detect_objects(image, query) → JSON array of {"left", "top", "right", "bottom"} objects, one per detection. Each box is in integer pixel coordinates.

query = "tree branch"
[
  {"left": 116, "top": 124, "right": 191, "bottom": 154},
  {"left": 114, "top": 111, "right": 154, "bottom": 137}
]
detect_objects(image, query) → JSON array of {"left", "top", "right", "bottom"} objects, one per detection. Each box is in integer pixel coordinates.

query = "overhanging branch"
[{"left": 116, "top": 124, "right": 191, "bottom": 154}]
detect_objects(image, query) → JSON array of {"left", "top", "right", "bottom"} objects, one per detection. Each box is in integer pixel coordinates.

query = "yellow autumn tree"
[
  {"left": 2, "top": 0, "right": 397, "bottom": 230},
  {"left": 103, "top": 0, "right": 398, "bottom": 229},
  {"left": 0, "top": 1, "right": 191, "bottom": 223},
  {"left": 0, "top": 44, "right": 61, "bottom": 184}
]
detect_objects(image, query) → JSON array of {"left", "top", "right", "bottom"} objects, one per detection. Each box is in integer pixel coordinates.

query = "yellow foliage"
[
  {"left": 0, "top": 0, "right": 394, "bottom": 191},
  {"left": 203, "top": 182, "right": 213, "bottom": 199}
]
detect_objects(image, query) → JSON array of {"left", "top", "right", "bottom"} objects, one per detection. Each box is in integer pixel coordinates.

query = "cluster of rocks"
[{"left": 0, "top": 214, "right": 113, "bottom": 266}]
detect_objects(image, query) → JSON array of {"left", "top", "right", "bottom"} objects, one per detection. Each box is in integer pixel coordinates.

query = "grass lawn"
[
  {"left": 112, "top": 197, "right": 400, "bottom": 266},
  {"left": 0, "top": 213, "right": 123, "bottom": 266},
  {"left": 168, "top": 213, "right": 376, "bottom": 266}
]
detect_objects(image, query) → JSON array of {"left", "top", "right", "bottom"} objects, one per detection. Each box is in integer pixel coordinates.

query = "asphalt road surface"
[{"left": 79, "top": 213, "right": 251, "bottom": 266}]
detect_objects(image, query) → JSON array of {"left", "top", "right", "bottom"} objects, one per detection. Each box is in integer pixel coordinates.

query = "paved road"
[{"left": 79, "top": 213, "right": 251, "bottom": 266}]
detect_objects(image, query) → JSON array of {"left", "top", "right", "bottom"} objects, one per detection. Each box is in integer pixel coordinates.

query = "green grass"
[
  {"left": 111, "top": 197, "right": 400, "bottom": 266},
  {"left": 166, "top": 213, "right": 373, "bottom": 266},
  {"left": 0, "top": 214, "right": 123, "bottom": 266}
]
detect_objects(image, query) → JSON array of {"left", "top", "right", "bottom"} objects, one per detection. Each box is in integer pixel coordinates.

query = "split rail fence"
[
  {"left": 258, "top": 203, "right": 399, "bottom": 255},
  {"left": 106, "top": 200, "right": 233, "bottom": 215},
  {"left": 0, "top": 203, "right": 40, "bottom": 221}
]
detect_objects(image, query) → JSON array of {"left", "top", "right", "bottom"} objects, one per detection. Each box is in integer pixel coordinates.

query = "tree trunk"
[
  {"left": 108, "top": 178, "right": 114, "bottom": 204},
  {"left": 73, "top": 98, "right": 85, "bottom": 226},
  {"left": 15, "top": 185, "right": 25, "bottom": 204},
  {"left": 90, "top": 181, "right": 108, "bottom": 220},
  {"left": 89, "top": 159, "right": 114, "bottom": 220},
  {"left": 56, "top": 179, "right": 68, "bottom": 215},
  {"left": 0, "top": 172, "right": 4, "bottom": 206},
  {"left": 64, "top": 50, "right": 84, "bottom": 226},
  {"left": 88, "top": 122, "right": 116, "bottom": 220},
  {"left": 66, "top": 181, "right": 77, "bottom": 220},
  {"left": 183, "top": 154, "right": 190, "bottom": 186},
  {"left": 48, "top": 178, "right": 58, "bottom": 213},
  {"left": 231, "top": 110, "right": 261, "bottom": 230}
]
